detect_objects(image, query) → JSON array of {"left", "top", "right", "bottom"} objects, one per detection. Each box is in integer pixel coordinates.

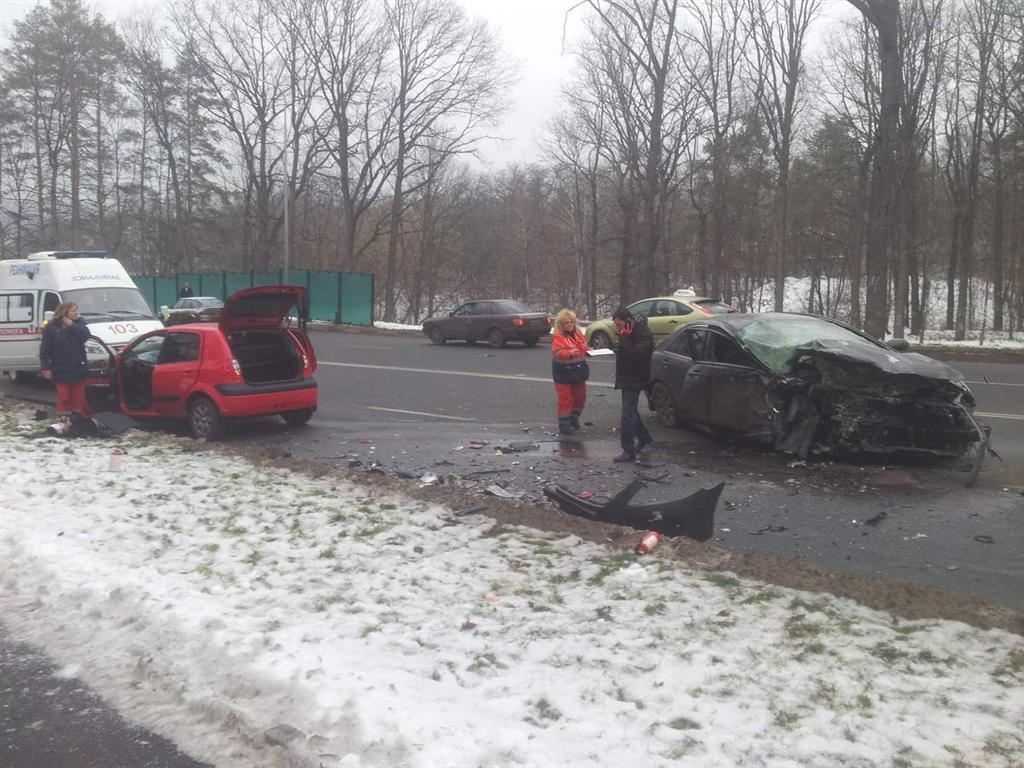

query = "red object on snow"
[{"left": 635, "top": 531, "right": 663, "bottom": 554}]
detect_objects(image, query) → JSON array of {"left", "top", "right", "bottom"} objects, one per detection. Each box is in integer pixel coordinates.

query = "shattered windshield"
[{"left": 736, "top": 316, "right": 882, "bottom": 372}]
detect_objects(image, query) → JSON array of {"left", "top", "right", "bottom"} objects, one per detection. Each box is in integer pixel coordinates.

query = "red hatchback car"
[{"left": 99, "top": 285, "right": 317, "bottom": 439}]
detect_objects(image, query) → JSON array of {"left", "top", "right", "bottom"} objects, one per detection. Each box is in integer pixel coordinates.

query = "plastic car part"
[{"left": 543, "top": 479, "right": 724, "bottom": 542}]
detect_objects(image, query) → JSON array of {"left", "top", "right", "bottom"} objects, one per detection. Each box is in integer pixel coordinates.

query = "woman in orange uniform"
[{"left": 551, "top": 308, "right": 590, "bottom": 435}]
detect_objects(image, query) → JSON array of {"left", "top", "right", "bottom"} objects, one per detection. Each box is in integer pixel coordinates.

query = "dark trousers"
[{"left": 620, "top": 388, "right": 651, "bottom": 453}]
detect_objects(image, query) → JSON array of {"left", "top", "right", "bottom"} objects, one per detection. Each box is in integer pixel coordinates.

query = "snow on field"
[{"left": 2, "top": 411, "right": 1021, "bottom": 768}]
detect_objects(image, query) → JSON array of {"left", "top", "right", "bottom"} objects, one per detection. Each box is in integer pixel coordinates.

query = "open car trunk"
[{"left": 227, "top": 330, "right": 302, "bottom": 384}]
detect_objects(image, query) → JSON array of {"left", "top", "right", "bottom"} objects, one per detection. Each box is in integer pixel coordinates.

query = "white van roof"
[{"left": 25, "top": 250, "right": 110, "bottom": 261}]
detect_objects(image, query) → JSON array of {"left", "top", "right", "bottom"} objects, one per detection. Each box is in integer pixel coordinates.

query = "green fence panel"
[
  {"left": 199, "top": 274, "right": 224, "bottom": 299},
  {"left": 287, "top": 270, "right": 310, "bottom": 289},
  {"left": 131, "top": 270, "right": 373, "bottom": 325},
  {"left": 309, "top": 271, "right": 341, "bottom": 322},
  {"left": 340, "top": 272, "right": 374, "bottom": 326},
  {"left": 131, "top": 276, "right": 156, "bottom": 313},
  {"left": 154, "top": 277, "right": 179, "bottom": 312},
  {"left": 252, "top": 270, "right": 280, "bottom": 287},
  {"left": 225, "top": 272, "right": 251, "bottom": 297}
]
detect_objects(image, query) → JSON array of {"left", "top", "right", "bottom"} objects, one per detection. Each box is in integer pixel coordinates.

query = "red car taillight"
[
  {"left": 697, "top": 305, "right": 714, "bottom": 314},
  {"left": 230, "top": 358, "right": 242, "bottom": 377},
  {"left": 513, "top": 316, "right": 525, "bottom": 327}
]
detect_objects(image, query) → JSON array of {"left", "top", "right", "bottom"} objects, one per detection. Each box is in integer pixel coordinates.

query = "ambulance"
[{"left": 0, "top": 251, "right": 163, "bottom": 380}]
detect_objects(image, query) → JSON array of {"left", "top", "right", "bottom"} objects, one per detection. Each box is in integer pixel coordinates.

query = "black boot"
[
  {"left": 558, "top": 416, "right": 574, "bottom": 435},
  {"left": 612, "top": 451, "right": 636, "bottom": 463},
  {"left": 570, "top": 412, "right": 581, "bottom": 430}
]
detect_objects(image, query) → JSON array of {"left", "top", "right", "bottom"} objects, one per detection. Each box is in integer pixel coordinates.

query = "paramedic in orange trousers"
[{"left": 550, "top": 308, "right": 590, "bottom": 435}]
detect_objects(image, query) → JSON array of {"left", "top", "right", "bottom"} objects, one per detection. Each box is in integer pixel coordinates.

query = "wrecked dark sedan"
[{"left": 647, "top": 312, "right": 989, "bottom": 465}]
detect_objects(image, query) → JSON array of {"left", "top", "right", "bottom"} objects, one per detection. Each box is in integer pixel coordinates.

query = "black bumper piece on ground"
[{"left": 543, "top": 478, "right": 724, "bottom": 541}]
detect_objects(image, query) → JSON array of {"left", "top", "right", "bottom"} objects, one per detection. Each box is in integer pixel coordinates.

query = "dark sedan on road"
[
  {"left": 162, "top": 296, "right": 224, "bottom": 326},
  {"left": 648, "top": 312, "right": 990, "bottom": 466},
  {"left": 422, "top": 300, "right": 552, "bottom": 348}
]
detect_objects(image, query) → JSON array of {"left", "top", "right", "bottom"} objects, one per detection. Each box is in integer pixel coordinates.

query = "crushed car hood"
[{"left": 791, "top": 339, "right": 966, "bottom": 383}]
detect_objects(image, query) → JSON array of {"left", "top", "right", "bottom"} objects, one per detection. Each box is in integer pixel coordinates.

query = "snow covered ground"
[{"left": 2, "top": 409, "right": 1021, "bottom": 767}]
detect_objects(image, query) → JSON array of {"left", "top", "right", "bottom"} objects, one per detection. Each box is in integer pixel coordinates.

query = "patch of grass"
[
  {"left": 360, "top": 623, "right": 381, "bottom": 637},
  {"left": 318, "top": 546, "right": 336, "bottom": 559},
  {"left": 242, "top": 549, "right": 263, "bottom": 566},
  {"left": 264, "top": 620, "right": 281, "bottom": 632},
  {"left": 548, "top": 568, "right": 581, "bottom": 584},
  {"left": 992, "top": 650, "right": 1024, "bottom": 686},
  {"left": 856, "top": 693, "right": 873, "bottom": 711},
  {"left": 524, "top": 697, "right": 563, "bottom": 728},
  {"left": 982, "top": 731, "right": 1024, "bottom": 759},
  {"left": 772, "top": 708, "right": 800, "bottom": 729},
  {"left": 811, "top": 680, "right": 837, "bottom": 706},
  {"left": 354, "top": 523, "right": 391, "bottom": 539},
  {"left": 705, "top": 573, "right": 741, "bottom": 589},
  {"left": 588, "top": 553, "right": 635, "bottom": 585},
  {"left": 742, "top": 588, "right": 779, "bottom": 604},
  {"left": 663, "top": 736, "right": 701, "bottom": 760},
  {"left": 666, "top": 716, "right": 701, "bottom": 730},
  {"left": 468, "top": 652, "right": 507, "bottom": 673},
  {"left": 784, "top": 614, "right": 823, "bottom": 640},
  {"left": 645, "top": 601, "right": 667, "bottom": 616},
  {"left": 870, "top": 642, "right": 908, "bottom": 664}
]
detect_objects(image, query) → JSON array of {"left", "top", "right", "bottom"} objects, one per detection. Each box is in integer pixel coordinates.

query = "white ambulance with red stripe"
[{"left": 0, "top": 251, "right": 163, "bottom": 381}]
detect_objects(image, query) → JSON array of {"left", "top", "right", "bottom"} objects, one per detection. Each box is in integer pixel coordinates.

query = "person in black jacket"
[
  {"left": 39, "top": 302, "right": 93, "bottom": 417},
  {"left": 611, "top": 306, "right": 654, "bottom": 462},
  {"left": 178, "top": 282, "right": 194, "bottom": 298}
]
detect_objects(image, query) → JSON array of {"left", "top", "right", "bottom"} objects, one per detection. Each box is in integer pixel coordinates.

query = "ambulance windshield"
[{"left": 62, "top": 287, "right": 156, "bottom": 321}]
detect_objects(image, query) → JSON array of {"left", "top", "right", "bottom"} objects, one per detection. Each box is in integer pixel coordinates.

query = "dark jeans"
[{"left": 620, "top": 388, "right": 652, "bottom": 453}]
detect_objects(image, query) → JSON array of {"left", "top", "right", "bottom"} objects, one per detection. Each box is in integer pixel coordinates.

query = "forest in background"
[{"left": 0, "top": 0, "right": 1022, "bottom": 337}]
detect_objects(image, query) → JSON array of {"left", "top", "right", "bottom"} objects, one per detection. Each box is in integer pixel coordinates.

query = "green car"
[{"left": 584, "top": 293, "right": 737, "bottom": 349}]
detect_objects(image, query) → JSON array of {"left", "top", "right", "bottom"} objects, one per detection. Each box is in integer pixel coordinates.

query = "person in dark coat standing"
[
  {"left": 178, "top": 282, "right": 194, "bottom": 298},
  {"left": 611, "top": 306, "right": 654, "bottom": 462},
  {"left": 39, "top": 302, "right": 93, "bottom": 417}
]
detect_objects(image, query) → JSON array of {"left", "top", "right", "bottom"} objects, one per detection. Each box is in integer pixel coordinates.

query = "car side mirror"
[{"left": 887, "top": 338, "right": 910, "bottom": 352}]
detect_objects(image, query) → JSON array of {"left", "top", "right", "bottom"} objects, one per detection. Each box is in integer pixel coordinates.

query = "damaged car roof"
[{"left": 712, "top": 313, "right": 966, "bottom": 381}]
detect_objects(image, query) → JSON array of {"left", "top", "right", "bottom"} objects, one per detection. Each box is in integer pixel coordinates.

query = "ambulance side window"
[
  {"left": 43, "top": 293, "right": 61, "bottom": 314},
  {"left": 0, "top": 293, "right": 34, "bottom": 323}
]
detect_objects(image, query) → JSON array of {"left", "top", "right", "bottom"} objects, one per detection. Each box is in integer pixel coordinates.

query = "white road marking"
[
  {"left": 319, "top": 361, "right": 615, "bottom": 388},
  {"left": 966, "top": 380, "right": 1024, "bottom": 388},
  {"left": 368, "top": 406, "right": 475, "bottom": 421},
  {"left": 975, "top": 411, "right": 1024, "bottom": 421}
]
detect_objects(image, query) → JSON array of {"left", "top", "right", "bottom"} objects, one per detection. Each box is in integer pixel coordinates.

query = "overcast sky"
[{"left": 0, "top": 0, "right": 582, "bottom": 166}]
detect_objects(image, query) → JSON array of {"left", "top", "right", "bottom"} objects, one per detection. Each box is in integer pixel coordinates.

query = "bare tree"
[
  {"left": 379, "top": 0, "right": 509, "bottom": 321},
  {"left": 844, "top": 0, "right": 906, "bottom": 338},
  {"left": 684, "top": 0, "right": 749, "bottom": 298},
  {"left": 746, "top": 0, "right": 822, "bottom": 311},
  {"left": 303, "top": 0, "right": 392, "bottom": 271}
]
